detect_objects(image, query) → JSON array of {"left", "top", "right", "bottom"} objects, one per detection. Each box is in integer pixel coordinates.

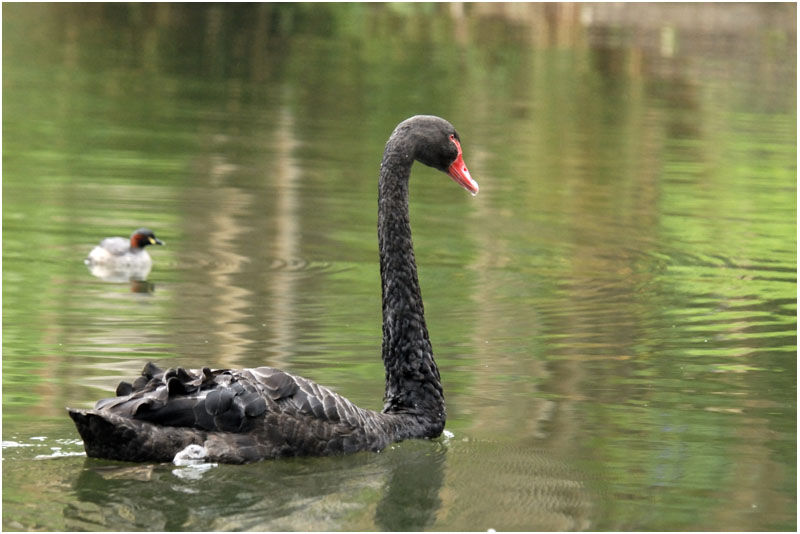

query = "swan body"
[
  {"left": 85, "top": 227, "right": 164, "bottom": 281},
  {"left": 70, "top": 363, "right": 425, "bottom": 463},
  {"left": 68, "top": 116, "right": 477, "bottom": 463}
]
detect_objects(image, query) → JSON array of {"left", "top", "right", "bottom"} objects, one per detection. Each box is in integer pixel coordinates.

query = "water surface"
[{"left": 3, "top": 3, "right": 796, "bottom": 531}]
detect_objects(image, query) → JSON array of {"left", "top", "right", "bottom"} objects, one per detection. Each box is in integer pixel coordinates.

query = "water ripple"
[{"left": 165, "top": 253, "right": 349, "bottom": 276}]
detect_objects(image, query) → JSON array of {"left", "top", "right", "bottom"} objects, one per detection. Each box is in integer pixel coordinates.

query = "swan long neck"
[{"left": 377, "top": 140, "right": 445, "bottom": 435}]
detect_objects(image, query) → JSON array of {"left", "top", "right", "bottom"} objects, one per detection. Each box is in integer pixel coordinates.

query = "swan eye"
[{"left": 448, "top": 134, "right": 462, "bottom": 155}]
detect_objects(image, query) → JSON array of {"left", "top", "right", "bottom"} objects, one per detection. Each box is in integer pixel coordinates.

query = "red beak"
[{"left": 447, "top": 138, "right": 479, "bottom": 195}]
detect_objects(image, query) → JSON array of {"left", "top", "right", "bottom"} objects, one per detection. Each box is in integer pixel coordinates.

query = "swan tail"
[{"left": 67, "top": 408, "right": 202, "bottom": 463}]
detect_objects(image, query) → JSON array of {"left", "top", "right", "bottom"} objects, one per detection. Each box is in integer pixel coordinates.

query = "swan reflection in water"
[
  {"left": 64, "top": 440, "right": 446, "bottom": 530},
  {"left": 64, "top": 437, "right": 593, "bottom": 530}
]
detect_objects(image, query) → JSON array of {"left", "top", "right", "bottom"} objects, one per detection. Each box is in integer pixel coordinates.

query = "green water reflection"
[{"left": 3, "top": 3, "right": 796, "bottom": 531}]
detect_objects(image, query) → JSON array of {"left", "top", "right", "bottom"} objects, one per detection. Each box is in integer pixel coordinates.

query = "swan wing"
[{"left": 92, "top": 362, "right": 374, "bottom": 435}]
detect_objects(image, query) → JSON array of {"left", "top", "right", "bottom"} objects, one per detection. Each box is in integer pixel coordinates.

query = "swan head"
[{"left": 395, "top": 115, "right": 479, "bottom": 196}]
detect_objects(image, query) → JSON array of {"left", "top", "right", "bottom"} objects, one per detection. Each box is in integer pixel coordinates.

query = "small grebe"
[{"left": 85, "top": 227, "right": 164, "bottom": 281}]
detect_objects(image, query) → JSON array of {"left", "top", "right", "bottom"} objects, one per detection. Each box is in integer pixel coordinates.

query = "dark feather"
[
  {"left": 205, "top": 388, "right": 233, "bottom": 416},
  {"left": 116, "top": 381, "right": 133, "bottom": 396},
  {"left": 192, "top": 400, "right": 216, "bottom": 430}
]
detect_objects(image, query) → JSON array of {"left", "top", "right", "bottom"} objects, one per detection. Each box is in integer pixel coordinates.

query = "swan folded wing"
[
  {"left": 93, "top": 362, "right": 372, "bottom": 437},
  {"left": 247, "top": 367, "right": 370, "bottom": 428}
]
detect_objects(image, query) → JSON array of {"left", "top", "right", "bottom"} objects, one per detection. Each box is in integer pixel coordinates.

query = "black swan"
[{"left": 68, "top": 115, "right": 479, "bottom": 463}]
